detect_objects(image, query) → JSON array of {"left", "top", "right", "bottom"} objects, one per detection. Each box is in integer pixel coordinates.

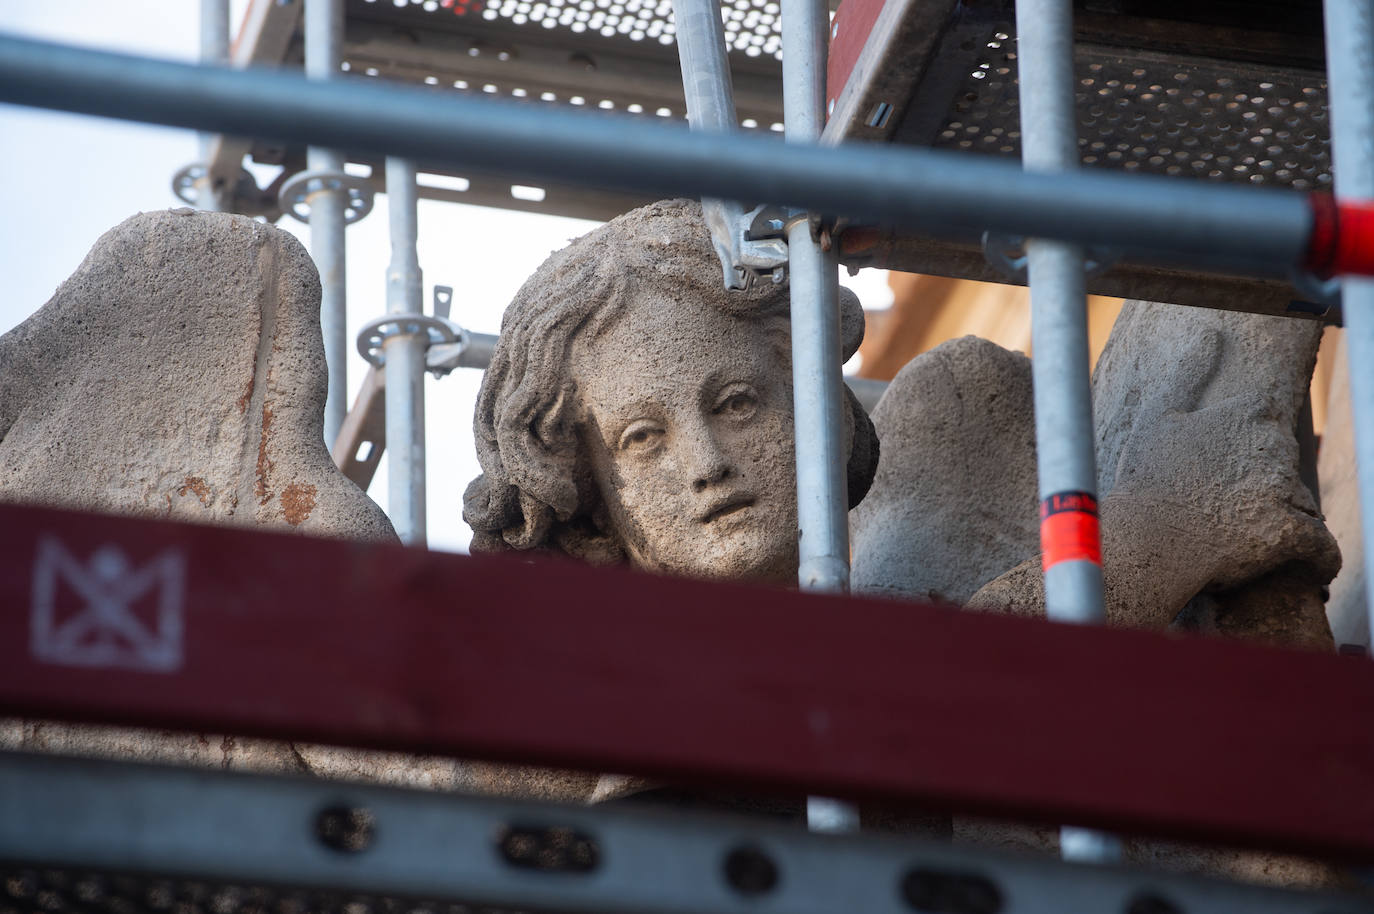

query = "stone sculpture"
[
  {"left": 851, "top": 302, "right": 1341, "bottom": 885},
  {"left": 0, "top": 201, "right": 1347, "bottom": 887},
  {"left": 466, "top": 199, "right": 1345, "bottom": 884},
  {"left": 464, "top": 198, "right": 879, "bottom": 584},
  {"left": 0, "top": 209, "right": 465, "bottom": 786},
  {"left": 0, "top": 209, "right": 395, "bottom": 542},
  {"left": 851, "top": 302, "right": 1338, "bottom": 648}
]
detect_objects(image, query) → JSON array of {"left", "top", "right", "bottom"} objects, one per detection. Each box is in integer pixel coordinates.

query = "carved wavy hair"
[{"left": 463, "top": 199, "right": 879, "bottom": 563}]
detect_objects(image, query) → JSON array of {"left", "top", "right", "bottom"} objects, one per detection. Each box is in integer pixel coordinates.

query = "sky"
[{"left": 0, "top": 1, "right": 890, "bottom": 553}]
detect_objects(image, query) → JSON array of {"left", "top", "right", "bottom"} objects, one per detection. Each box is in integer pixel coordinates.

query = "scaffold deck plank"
[
  {"left": 2, "top": 752, "right": 1368, "bottom": 914},
  {"left": 1, "top": 501, "right": 1373, "bottom": 861}
]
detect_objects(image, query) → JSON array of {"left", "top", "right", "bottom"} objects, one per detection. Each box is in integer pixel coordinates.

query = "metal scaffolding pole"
[
  {"left": 1015, "top": 0, "right": 1118, "bottom": 863},
  {"left": 197, "top": 0, "right": 229, "bottom": 212},
  {"left": 1323, "top": 0, "right": 1374, "bottom": 653},
  {"left": 5, "top": 34, "right": 1350, "bottom": 275},
  {"left": 782, "top": 0, "right": 858, "bottom": 834},
  {"left": 383, "top": 159, "right": 427, "bottom": 546},
  {"left": 783, "top": 0, "right": 848, "bottom": 597},
  {"left": 306, "top": 0, "right": 349, "bottom": 451},
  {"left": 670, "top": 0, "right": 786, "bottom": 287}
]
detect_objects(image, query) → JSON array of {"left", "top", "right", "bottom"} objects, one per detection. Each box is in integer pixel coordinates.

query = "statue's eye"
[
  {"left": 619, "top": 421, "right": 664, "bottom": 452},
  {"left": 716, "top": 387, "right": 758, "bottom": 420}
]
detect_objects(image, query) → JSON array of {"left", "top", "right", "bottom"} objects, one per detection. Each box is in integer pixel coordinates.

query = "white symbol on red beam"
[{"left": 29, "top": 536, "right": 186, "bottom": 673}]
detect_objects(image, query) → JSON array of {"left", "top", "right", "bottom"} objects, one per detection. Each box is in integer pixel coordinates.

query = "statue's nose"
[{"left": 689, "top": 432, "right": 733, "bottom": 492}]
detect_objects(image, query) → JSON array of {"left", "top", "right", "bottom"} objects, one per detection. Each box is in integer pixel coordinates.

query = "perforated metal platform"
[
  {"left": 1, "top": 867, "right": 515, "bottom": 914},
  {"left": 217, "top": 0, "right": 1345, "bottom": 315},
  {"left": 934, "top": 41, "right": 1331, "bottom": 192},
  {"left": 825, "top": 0, "right": 1341, "bottom": 318},
  {"left": 231, "top": 0, "right": 789, "bottom": 221}
]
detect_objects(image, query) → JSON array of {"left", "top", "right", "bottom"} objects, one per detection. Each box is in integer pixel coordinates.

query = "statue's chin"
[{"left": 631, "top": 536, "right": 799, "bottom": 588}]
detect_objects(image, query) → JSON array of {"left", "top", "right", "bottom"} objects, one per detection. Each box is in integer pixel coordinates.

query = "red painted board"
[
  {"left": 2, "top": 501, "right": 1374, "bottom": 861},
  {"left": 826, "top": 0, "right": 887, "bottom": 118}
]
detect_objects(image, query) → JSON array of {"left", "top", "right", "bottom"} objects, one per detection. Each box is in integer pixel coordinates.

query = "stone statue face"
[{"left": 572, "top": 294, "right": 798, "bottom": 584}]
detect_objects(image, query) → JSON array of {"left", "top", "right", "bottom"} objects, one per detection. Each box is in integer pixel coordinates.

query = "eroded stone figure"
[
  {"left": 850, "top": 304, "right": 1342, "bottom": 885},
  {"left": 463, "top": 198, "right": 878, "bottom": 583},
  {"left": 853, "top": 302, "right": 1338, "bottom": 646},
  {"left": 0, "top": 209, "right": 472, "bottom": 789},
  {"left": 460, "top": 198, "right": 880, "bottom": 806},
  {"left": 467, "top": 199, "right": 1346, "bottom": 884}
]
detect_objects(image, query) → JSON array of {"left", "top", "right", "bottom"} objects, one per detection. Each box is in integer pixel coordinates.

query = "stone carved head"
[{"left": 463, "top": 199, "right": 878, "bottom": 584}]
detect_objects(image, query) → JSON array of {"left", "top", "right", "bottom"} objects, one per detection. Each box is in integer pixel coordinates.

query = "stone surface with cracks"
[
  {"left": 965, "top": 301, "right": 1338, "bottom": 648},
  {"left": 0, "top": 209, "right": 395, "bottom": 541}
]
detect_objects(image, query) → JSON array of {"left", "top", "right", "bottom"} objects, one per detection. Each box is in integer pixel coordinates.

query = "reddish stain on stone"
[
  {"left": 256, "top": 401, "right": 275, "bottom": 505},
  {"left": 281, "top": 482, "right": 317, "bottom": 526},
  {"left": 178, "top": 476, "right": 211, "bottom": 506},
  {"left": 237, "top": 373, "right": 254, "bottom": 415}
]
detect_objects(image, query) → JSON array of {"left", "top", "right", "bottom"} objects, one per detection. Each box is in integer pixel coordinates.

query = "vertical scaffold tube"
[
  {"left": 671, "top": 0, "right": 736, "bottom": 130},
  {"left": 197, "top": 0, "right": 228, "bottom": 212},
  {"left": 306, "top": 0, "right": 349, "bottom": 451},
  {"left": 1323, "top": 0, "right": 1374, "bottom": 652},
  {"left": 671, "top": 0, "right": 761, "bottom": 289},
  {"left": 1015, "top": 0, "right": 1118, "bottom": 863},
  {"left": 784, "top": 0, "right": 858, "bottom": 834},
  {"left": 783, "top": 0, "right": 848, "bottom": 597},
  {"left": 384, "top": 159, "right": 427, "bottom": 547}
]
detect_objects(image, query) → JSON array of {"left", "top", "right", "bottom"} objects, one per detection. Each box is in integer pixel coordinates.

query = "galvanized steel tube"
[
  {"left": 383, "top": 159, "right": 427, "bottom": 546},
  {"left": 0, "top": 35, "right": 1319, "bottom": 272},
  {"left": 784, "top": 0, "right": 858, "bottom": 834},
  {"left": 783, "top": 0, "right": 848, "bottom": 597},
  {"left": 1017, "top": 0, "right": 1104, "bottom": 623},
  {"left": 197, "top": 0, "right": 229, "bottom": 211},
  {"left": 670, "top": 0, "right": 736, "bottom": 131},
  {"left": 306, "top": 0, "right": 349, "bottom": 452},
  {"left": 1016, "top": 0, "right": 1117, "bottom": 863},
  {"left": 1323, "top": 0, "right": 1374, "bottom": 652}
]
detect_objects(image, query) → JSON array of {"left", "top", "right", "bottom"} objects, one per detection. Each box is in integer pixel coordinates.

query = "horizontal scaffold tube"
[{"left": 0, "top": 33, "right": 1339, "bottom": 277}]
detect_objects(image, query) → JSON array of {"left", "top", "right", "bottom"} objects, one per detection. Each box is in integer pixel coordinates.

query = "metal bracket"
[
  {"left": 171, "top": 163, "right": 283, "bottom": 221},
  {"left": 982, "top": 231, "right": 1121, "bottom": 282},
  {"left": 704, "top": 200, "right": 790, "bottom": 290},
  {"left": 277, "top": 168, "right": 375, "bottom": 224},
  {"left": 357, "top": 286, "right": 496, "bottom": 377},
  {"left": 356, "top": 313, "right": 465, "bottom": 368},
  {"left": 1289, "top": 268, "right": 1344, "bottom": 320}
]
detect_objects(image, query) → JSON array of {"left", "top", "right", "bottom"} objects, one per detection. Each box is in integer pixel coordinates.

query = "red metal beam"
[{"left": 2, "top": 501, "right": 1373, "bottom": 860}]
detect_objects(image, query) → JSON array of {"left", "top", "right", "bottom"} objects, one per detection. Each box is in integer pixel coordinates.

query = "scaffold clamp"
[
  {"left": 705, "top": 201, "right": 790, "bottom": 290},
  {"left": 171, "top": 163, "right": 283, "bottom": 221},
  {"left": 982, "top": 230, "right": 1120, "bottom": 281}
]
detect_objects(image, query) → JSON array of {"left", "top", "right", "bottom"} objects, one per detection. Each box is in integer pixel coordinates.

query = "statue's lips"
[{"left": 699, "top": 495, "right": 756, "bottom": 524}]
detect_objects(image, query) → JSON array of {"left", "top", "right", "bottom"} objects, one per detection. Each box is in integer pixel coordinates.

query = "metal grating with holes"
[
  {"left": 932, "top": 30, "right": 1332, "bottom": 190},
  {"left": 0, "top": 867, "right": 527, "bottom": 914},
  {"left": 343, "top": 0, "right": 787, "bottom": 128},
  {"left": 364, "top": 0, "right": 785, "bottom": 59},
  {"left": 243, "top": 0, "right": 792, "bottom": 219}
]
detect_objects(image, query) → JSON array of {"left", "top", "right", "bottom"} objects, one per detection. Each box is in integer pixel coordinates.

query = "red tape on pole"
[
  {"left": 1306, "top": 193, "right": 1374, "bottom": 278},
  {"left": 1040, "top": 490, "right": 1102, "bottom": 570}
]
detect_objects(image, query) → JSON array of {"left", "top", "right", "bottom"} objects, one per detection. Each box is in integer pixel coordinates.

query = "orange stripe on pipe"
[{"left": 1040, "top": 491, "right": 1102, "bottom": 570}]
